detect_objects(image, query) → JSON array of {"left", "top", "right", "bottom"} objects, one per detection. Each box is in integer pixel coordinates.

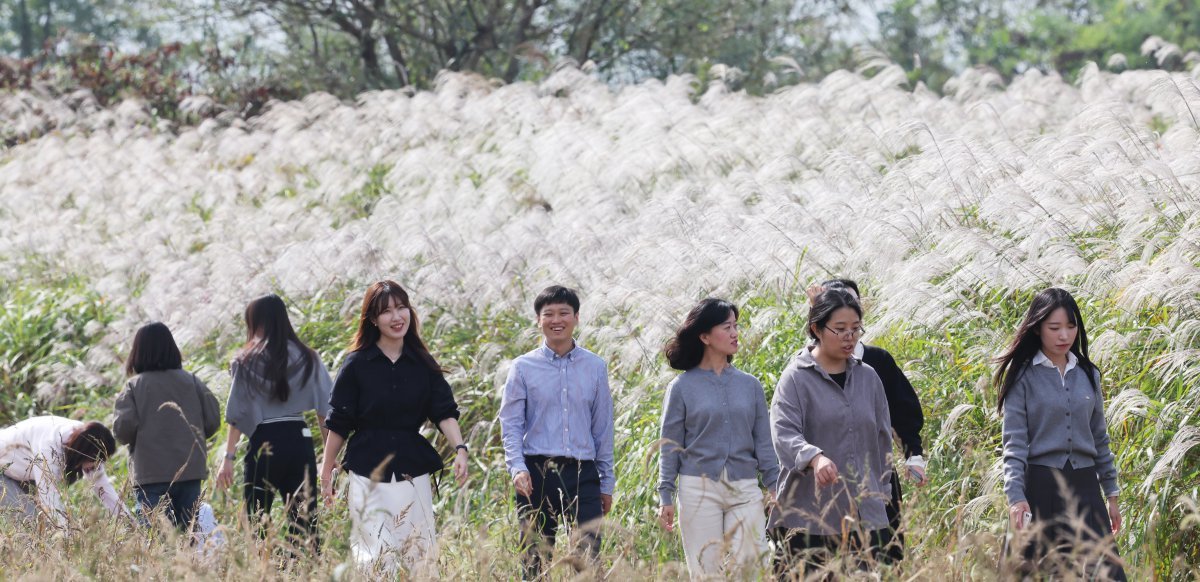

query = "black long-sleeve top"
[
  {"left": 325, "top": 344, "right": 460, "bottom": 480},
  {"left": 862, "top": 344, "right": 924, "bottom": 458}
]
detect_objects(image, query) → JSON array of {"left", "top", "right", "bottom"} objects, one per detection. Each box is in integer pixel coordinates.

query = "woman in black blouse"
[
  {"left": 319, "top": 280, "right": 468, "bottom": 576},
  {"left": 811, "top": 279, "right": 926, "bottom": 563}
]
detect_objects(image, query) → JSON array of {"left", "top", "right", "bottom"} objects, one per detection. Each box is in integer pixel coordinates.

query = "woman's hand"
[
  {"left": 1108, "top": 496, "right": 1121, "bottom": 533},
  {"left": 812, "top": 454, "right": 839, "bottom": 487},
  {"left": 658, "top": 505, "right": 675, "bottom": 531},
  {"left": 1009, "top": 500, "right": 1032, "bottom": 529},
  {"left": 215, "top": 458, "right": 234, "bottom": 490},
  {"left": 320, "top": 469, "right": 337, "bottom": 507},
  {"left": 452, "top": 449, "right": 468, "bottom": 486}
]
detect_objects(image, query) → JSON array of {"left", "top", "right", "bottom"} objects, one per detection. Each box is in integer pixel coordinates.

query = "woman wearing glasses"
[
  {"left": 816, "top": 279, "right": 925, "bottom": 563},
  {"left": 770, "top": 287, "right": 894, "bottom": 574}
]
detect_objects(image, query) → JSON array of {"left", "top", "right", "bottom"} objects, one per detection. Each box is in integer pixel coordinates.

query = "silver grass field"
[{"left": 0, "top": 61, "right": 1198, "bottom": 579}]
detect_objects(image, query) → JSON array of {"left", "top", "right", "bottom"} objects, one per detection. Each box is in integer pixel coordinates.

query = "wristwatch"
[
  {"left": 224, "top": 452, "right": 236, "bottom": 461},
  {"left": 455, "top": 444, "right": 469, "bottom": 454}
]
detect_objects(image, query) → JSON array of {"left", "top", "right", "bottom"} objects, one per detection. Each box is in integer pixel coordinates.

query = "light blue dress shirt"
[{"left": 499, "top": 342, "right": 616, "bottom": 494}]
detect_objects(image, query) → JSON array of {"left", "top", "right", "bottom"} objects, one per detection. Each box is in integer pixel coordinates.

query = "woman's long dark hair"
[
  {"left": 994, "top": 287, "right": 1099, "bottom": 413},
  {"left": 235, "top": 294, "right": 318, "bottom": 403},
  {"left": 63, "top": 422, "right": 116, "bottom": 485},
  {"left": 351, "top": 281, "right": 444, "bottom": 373},
  {"left": 664, "top": 298, "right": 739, "bottom": 371},
  {"left": 807, "top": 288, "right": 862, "bottom": 342},
  {"left": 125, "top": 322, "right": 183, "bottom": 376}
]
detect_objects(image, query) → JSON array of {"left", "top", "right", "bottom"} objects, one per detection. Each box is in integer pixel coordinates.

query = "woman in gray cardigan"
[
  {"left": 769, "top": 288, "right": 893, "bottom": 573},
  {"left": 113, "top": 322, "right": 221, "bottom": 529},
  {"left": 657, "top": 298, "right": 779, "bottom": 578},
  {"left": 996, "top": 288, "right": 1125, "bottom": 580}
]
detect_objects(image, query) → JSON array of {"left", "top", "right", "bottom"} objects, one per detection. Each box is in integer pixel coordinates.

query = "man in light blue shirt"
[{"left": 498, "top": 285, "right": 615, "bottom": 577}]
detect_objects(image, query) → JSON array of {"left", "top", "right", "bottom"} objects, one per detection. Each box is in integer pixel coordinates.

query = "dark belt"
[{"left": 526, "top": 454, "right": 588, "bottom": 467}]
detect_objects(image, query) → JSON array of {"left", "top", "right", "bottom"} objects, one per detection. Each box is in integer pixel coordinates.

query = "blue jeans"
[{"left": 136, "top": 479, "right": 202, "bottom": 530}]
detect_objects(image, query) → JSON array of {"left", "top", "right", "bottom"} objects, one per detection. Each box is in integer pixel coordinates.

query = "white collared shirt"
[{"left": 1033, "top": 350, "right": 1078, "bottom": 384}]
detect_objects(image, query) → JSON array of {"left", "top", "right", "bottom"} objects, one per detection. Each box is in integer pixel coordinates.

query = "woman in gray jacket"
[
  {"left": 657, "top": 298, "right": 779, "bottom": 578},
  {"left": 770, "top": 288, "right": 893, "bottom": 574},
  {"left": 114, "top": 322, "right": 221, "bottom": 529}
]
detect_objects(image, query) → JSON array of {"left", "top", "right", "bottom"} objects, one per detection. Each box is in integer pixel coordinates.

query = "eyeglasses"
[{"left": 824, "top": 326, "right": 865, "bottom": 341}]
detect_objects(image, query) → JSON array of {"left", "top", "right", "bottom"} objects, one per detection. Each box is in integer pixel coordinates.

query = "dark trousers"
[
  {"left": 245, "top": 420, "right": 318, "bottom": 551},
  {"left": 772, "top": 527, "right": 885, "bottom": 580},
  {"left": 516, "top": 455, "right": 603, "bottom": 579},
  {"left": 879, "top": 470, "right": 904, "bottom": 563},
  {"left": 1017, "top": 461, "right": 1127, "bottom": 581},
  {"left": 136, "top": 479, "right": 202, "bottom": 530}
]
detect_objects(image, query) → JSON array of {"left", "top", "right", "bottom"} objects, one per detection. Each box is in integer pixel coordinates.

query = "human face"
[
  {"left": 373, "top": 296, "right": 411, "bottom": 343},
  {"left": 812, "top": 306, "right": 862, "bottom": 361},
  {"left": 1037, "top": 307, "right": 1077, "bottom": 363},
  {"left": 700, "top": 311, "right": 739, "bottom": 359},
  {"left": 537, "top": 302, "right": 579, "bottom": 345}
]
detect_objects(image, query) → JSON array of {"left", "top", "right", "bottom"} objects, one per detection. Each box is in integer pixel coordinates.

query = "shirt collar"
[
  {"left": 853, "top": 341, "right": 865, "bottom": 360},
  {"left": 1033, "top": 350, "right": 1077, "bottom": 372},
  {"left": 538, "top": 340, "right": 578, "bottom": 361},
  {"left": 360, "top": 343, "right": 414, "bottom": 362}
]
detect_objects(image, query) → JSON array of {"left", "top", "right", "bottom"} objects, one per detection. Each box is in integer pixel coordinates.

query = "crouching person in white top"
[{"left": 0, "top": 416, "right": 130, "bottom": 528}]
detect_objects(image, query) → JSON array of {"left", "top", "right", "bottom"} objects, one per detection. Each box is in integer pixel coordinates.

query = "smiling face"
[
  {"left": 372, "top": 296, "right": 411, "bottom": 343},
  {"left": 1037, "top": 307, "right": 1078, "bottom": 362},
  {"left": 537, "top": 301, "right": 579, "bottom": 345},
  {"left": 811, "top": 306, "right": 862, "bottom": 362},
  {"left": 700, "top": 310, "right": 739, "bottom": 359}
]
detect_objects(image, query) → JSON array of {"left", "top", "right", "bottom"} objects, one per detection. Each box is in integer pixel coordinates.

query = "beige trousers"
[
  {"left": 677, "top": 474, "right": 768, "bottom": 579},
  {"left": 346, "top": 472, "right": 438, "bottom": 577}
]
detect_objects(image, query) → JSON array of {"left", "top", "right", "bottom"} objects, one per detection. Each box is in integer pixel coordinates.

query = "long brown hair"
[
  {"left": 351, "top": 281, "right": 444, "bottom": 373},
  {"left": 235, "top": 294, "right": 318, "bottom": 403},
  {"left": 993, "top": 287, "right": 1099, "bottom": 413}
]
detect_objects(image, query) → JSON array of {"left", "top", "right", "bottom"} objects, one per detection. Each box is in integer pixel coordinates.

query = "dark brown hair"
[
  {"left": 994, "top": 287, "right": 1098, "bottom": 413},
  {"left": 125, "top": 322, "right": 183, "bottom": 376},
  {"left": 63, "top": 422, "right": 116, "bottom": 484},
  {"left": 664, "top": 298, "right": 739, "bottom": 370},
  {"left": 235, "top": 294, "right": 318, "bottom": 403},
  {"left": 350, "top": 281, "right": 443, "bottom": 373}
]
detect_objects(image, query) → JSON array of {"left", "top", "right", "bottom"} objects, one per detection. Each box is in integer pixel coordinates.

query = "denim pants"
[{"left": 136, "top": 479, "right": 202, "bottom": 530}]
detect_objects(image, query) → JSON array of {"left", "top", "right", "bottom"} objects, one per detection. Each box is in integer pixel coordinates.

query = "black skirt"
[{"left": 1018, "top": 460, "right": 1127, "bottom": 581}]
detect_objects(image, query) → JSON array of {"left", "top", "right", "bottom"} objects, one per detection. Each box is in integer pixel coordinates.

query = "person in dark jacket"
[
  {"left": 113, "top": 322, "right": 221, "bottom": 530},
  {"left": 319, "top": 281, "right": 468, "bottom": 577},
  {"left": 810, "top": 279, "right": 926, "bottom": 563}
]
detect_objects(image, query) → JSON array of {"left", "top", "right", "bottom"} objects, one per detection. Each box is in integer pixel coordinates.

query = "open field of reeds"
[{"left": 1, "top": 62, "right": 1198, "bottom": 579}]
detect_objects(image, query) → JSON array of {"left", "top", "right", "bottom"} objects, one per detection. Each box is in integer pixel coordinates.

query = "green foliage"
[{"left": 0, "top": 276, "right": 117, "bottom": 425}]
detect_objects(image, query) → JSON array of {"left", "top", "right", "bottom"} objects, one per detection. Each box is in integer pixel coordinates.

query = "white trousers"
[
  {"left": 346, "top": 472, "right": 438, "bottom": 577},
  {"left": 677, "top": 474, "right": 768, "bottom": 579}
]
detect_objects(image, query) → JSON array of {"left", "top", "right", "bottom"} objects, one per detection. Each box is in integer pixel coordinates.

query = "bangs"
[{"left": 366, "top": 283, "right": 409, "bottom": 319}]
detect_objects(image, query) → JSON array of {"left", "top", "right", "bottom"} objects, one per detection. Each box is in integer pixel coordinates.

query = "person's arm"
[
  {"left": 111, "top": 383, "right": 139, "bottom": 446},
  {"left": 428, "top": 371, "right": 467, "bottom": 486},
  {"left": 214, "top": 426, "right": 241, "bottom": 490},
  {"left": 85, "top": 465, "right": 132, "bottom": 521},
  {"left": 657, "top": 378, "right": 686, "bottom": 531},
  {"left": 773, "top": 367, "right": 837, "bottom": 487},
  {"left": 869, "top": 371, "right": 894, "bottom": 487},
  {"left": 321, "top": 357, "right": 360, "bottom": 504},
  {"left": 1088, "top": 369, "right": 1121, "bottom": 532},
  {"left": 591, "top": 363, "right": 616, "bottom": 508},
  {"left": 874, "top": 348, "right": 924, "bottom": 458},
  {"left": 498, "top": 363, "right": 530, "bottom": 486},
  {"left": 319, "top": 431, "right": 347, "bottom": 506},
  {"left": 437, "top": 417, "right": 469, "bottom": 487},
  {"left": 196, "top": 376, "right": 221, "bottom": 439},
  {"left": 752, "top": 377, "right": 780, "bottom": 494},
  {"left": 1002, "top": 373, "right": 1032, "bottom": 528},
  {"left": 29, "top": 458, "right": 68, "bottom": 528}
]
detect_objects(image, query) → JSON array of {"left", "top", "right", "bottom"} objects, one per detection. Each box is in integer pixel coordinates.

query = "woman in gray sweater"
[
  {"left": 996, "top": 288, "right": 1125, "bottom": 580},
  {"left": 113, "top": 322, "right": 221, "bottom": 529},
  {"left": 657, "top": 298, "right": 779, "bottom": 578},
  {"left": 769, "top": 288, "right": 893, "bottom": 574}
]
